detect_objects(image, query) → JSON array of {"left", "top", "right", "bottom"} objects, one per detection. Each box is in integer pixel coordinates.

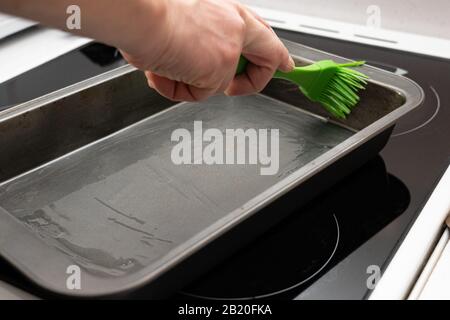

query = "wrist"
[{"left": 117, "top": 0, "right": 171, "bottom": 56}]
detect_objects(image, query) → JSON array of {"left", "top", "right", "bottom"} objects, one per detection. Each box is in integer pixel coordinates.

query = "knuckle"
[
  {"left": 279, "top": 43, "right": 287, "bottom": 56},
  {"left": 267, "top": 43, "right": 286, "bottom": 68},
  {"left": 191, "top": 88, "right": 211, "bottom": 102},
  {"left": 252, "top": 77, "right": 269, "bottom": 93},
  {"left": 279, "top": 43, "right": 290, "bottom": 60},
  {"left": 222, "top": 45, "right": 240, "bottom": 66},
  {"left": 255, "top": 69, "right": 275, "bottom": 92},
  {"left": 190, "top": 74, "right": 215, "bottom": 90},
  {"left": 234, "top": 17, "right": 246, "bottom": 34},
  {"left": 159, "top": 92, "right": 178, "bottom": 102},
  {"left": 274, "top": 43, "right": 285, "bottom": 60}
]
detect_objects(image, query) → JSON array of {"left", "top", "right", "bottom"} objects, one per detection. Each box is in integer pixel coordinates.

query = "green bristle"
[
  {"left": 269, "top": 58, "right": 369, "bottom": 119},
  {"left": 326, "top": 94, "right": 351, "bottom": 114},
  {"left": 338, "top": 72, "right": 366, "bottom": 89},
  {"left": 319, "top": 65, "right": 368, "bottom": 118},
  {"left": 317, "top": 95, "right": 345, "bottom": 118},
  {"left": 329, "top": 89, "right": 356, "bottom": 106},
  {"left": 320, "top": 92, "right": 349, "bottom": 117},
  {"left": 336, "top": 80, "right": 358, "bottom": 101},
  {"left": 330, "top": 80, "right": 357, "bottom": 103},
  {"left": 339, "top": 68, "right": 368, "bottom": 85},
  {"left": 344, "top": 68, "right": 369, "bottom": 80},
  {"left": 328, "top": 84, "right": 354, "bottom": 106}
]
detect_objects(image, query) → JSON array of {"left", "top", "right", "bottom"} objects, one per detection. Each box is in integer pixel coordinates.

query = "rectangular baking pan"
[{"left": 0, "top": 40, "right": 423, "bottom": 297}]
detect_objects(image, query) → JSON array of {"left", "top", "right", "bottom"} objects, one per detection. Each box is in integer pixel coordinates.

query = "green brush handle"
[
  {"left": 235, "top": 56, "right": 248, "bottom": 75},
  {"left": 236, "top": 56, "right": 285, "bottom": 78},
  {"left": 236, "top": 56, "right": 364, "bottom": 80}
]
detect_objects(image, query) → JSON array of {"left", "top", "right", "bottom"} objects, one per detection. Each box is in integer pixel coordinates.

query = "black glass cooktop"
[
  {"left": 0, "top": 42, "right": 126, "bottom": 110},
  {"left": 0, "top": 29, "right": 449, "bottom": 300},
  {"left": 178, "top": 156, "right": 410, "bottom": 300}
]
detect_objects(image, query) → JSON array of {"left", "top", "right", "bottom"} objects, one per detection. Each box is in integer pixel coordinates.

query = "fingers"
[
  {"left": 141, "top": 2, "right": 295, "bottom": 101},
  {"left": 225, "top": 62, "right": 273, "bottom": 96},
  {"left": 243, "top": 7, "right": 294, "bottom": 73},
  {"left": 277, "top": 41, "right": 295, "bottom": 72},
  {"left": 146, "top": 71, "right": 216, "bottom": 102},
  {"left": 225, "top": 15, "right": 294, "bottom": 96}
]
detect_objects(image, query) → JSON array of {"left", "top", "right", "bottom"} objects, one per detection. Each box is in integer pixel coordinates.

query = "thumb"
[{"left": 278, "top": 47, "right": 295, "bottom": 72}]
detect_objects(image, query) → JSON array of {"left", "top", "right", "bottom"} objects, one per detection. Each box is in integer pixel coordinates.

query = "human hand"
[{"left": 121, "top": 0, "right": 294, "bottom": 101}]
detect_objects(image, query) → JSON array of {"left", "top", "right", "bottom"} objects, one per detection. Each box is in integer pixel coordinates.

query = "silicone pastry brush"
[{"left": 236, "top": 56, "right": 369, "bottom": 119}]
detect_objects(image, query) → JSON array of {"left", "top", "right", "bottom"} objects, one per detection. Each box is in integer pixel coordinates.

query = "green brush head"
[
  {"left": 236, "top": 56, "right": 369, "bottom": 119},
  {"left": 299, "top": 60, "right": 368, "bottom": 119}
]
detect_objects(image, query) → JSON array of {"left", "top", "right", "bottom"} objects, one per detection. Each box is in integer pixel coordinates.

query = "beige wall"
[{"left": 242, "top": 0, "right": 450, "bottom": 39}]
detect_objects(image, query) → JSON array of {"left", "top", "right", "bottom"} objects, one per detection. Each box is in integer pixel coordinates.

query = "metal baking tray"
[{"left": 0, "top": 40, "right": 423, "bottom": 297}]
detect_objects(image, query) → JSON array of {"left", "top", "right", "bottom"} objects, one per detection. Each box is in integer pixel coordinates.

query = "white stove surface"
[
  {"left": 371, "top": 164, "right": 450, "bottom": 299},
  {"left": 0, "top": 13, "right": 36, "bottom": 40}
]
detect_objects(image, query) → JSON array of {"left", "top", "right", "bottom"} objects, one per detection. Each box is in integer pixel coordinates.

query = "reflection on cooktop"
[
  {"left": 178, "top": 156, "right": 410, "bottom": 300},
  {"left": 391, "top": 85, "right": 440, "bottom": 137},
  {"left": 0, "top": 43, "right": 126, "bottom": 110},
  {"left": 364, "top": 60, "right": 441, "bottom": 138}
]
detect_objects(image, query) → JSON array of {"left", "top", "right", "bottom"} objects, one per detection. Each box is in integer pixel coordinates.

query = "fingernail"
[{"left": 288, "top": 56, "right": 295, "bottom": 70}]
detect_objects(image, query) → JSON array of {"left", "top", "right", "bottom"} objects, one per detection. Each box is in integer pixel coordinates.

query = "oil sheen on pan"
[{"left": 0, "top": 94, "right": 352, "bottom": 277}]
